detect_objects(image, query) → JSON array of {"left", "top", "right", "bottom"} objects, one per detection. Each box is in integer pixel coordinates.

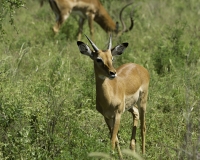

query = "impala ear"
[
  {"left": 77, "top": 41, "right": 93, "bottom": 57},
  {"left": 111, "top": 43, "right": 128, "bottom": 56}
]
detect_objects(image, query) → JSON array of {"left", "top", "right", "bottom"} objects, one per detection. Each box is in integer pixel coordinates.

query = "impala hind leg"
[{"left": 128, "top": 105, "right": 139, "bottom": 152}]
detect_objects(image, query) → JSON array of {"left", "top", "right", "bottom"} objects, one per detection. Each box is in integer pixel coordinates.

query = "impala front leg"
[
  {"left": 112, "top": 111, "right": 123, "bottom": 160},
  {"left": 104, "top": 117, "right": 119, "bottom": 158},
  {"left": 49, "top": 0, "right": 68, "bottom": 33},
  {"left": 104, "top": 113, "right": 123, "bottom": 159}
]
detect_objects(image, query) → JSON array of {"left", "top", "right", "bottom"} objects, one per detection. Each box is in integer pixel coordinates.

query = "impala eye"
[{"left": 96, "top": 57, "right": 103, "bottom": 63}]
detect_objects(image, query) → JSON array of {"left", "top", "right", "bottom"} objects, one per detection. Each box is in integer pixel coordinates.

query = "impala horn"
[
  {"left": 107, "top": 34, "right": 112, "bottom": 50},
  {"left": 85, "top": 35, "right": 99, "bottom": 52},
  {"left": 119, "top": 2, "right": 134, "bottom": 33}
]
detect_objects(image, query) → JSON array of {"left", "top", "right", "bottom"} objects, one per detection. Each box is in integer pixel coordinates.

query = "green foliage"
[
  {"left": 0, "top": 0, "right": 25, "bottom": 40},
  {"left": 57, "top": 16, "right": 79, "bottom": 41},
  {"left": 0, "top": 0, "right": 200, "bottom": 159},
  {"left": 151, "top": 21, "right": 186, "bottom": 75}
]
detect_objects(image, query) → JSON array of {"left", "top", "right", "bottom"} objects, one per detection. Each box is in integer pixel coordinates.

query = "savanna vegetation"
[{"left": 0, "top": 0, "right": 200, "bottom": 159}]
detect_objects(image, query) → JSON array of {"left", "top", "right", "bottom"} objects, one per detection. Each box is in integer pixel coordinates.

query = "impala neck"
[
  {"left": 94, "top": 64, "right": 106, "bottom": 83},
  {"left": 94, "top": 72, "right": 109, "bottom": 102},
  {"left": 93, "top": 63, "right": 114, "bottom": 94},
  {"left": 94, "top": 5, "right": 116, "bottom": 32}
]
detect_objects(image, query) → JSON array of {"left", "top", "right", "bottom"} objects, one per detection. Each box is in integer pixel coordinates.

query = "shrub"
[{"left": 152, "top": 20, "right": 187, "bottom": 75}]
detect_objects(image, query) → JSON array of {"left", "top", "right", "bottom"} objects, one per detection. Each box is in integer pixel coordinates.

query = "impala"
[
  {"left": 48, "top": 0, "right": 134, "bottom": 40},
  {"left": 77, "top": 35, "right": 150, "bottom": 159}
]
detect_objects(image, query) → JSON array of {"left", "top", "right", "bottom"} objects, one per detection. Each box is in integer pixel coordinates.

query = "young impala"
[
  {"left": 77, "top": 35, "right": 150, "bottom": 159},
  {"left": 48, "top": 0, "right": 134, "bottom": 40}
]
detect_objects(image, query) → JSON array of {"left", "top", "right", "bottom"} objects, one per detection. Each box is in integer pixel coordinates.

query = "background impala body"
[
  {"left": 77, "top": 35, "right": 150, "bottom": 159},
  {"left": 48, "top": 0, "right": 133, "bottom": 40}
]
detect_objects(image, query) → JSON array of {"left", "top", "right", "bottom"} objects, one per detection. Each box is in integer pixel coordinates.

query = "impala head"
[{"left": 77, "top": 35, "right": 128, "bottom": 79}]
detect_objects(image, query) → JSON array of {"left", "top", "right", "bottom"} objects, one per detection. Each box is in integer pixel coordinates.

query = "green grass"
[{"left": 0, "top": 0, "right": 200, "bottom": 159}]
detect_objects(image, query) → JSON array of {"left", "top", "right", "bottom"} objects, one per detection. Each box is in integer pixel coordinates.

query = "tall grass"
[{"left": 0, "top": 0, "right": 200, "bottom": 159}]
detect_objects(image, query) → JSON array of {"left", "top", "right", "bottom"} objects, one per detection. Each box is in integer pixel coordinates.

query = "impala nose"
[{"left": 109, "top": 71, "right": 116, "bottom": 79}]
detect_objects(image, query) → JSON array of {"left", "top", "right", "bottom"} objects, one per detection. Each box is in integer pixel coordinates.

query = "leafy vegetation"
[
  {"left": 0, "top": 0, "right": 25, "bottom": 39},
  {"left": 0, "top": 0, "right": 200, "bottom": 159}
]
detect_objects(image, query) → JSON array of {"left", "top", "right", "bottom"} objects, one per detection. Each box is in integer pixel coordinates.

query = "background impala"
[{"left": 47, "top": 0, "right": 134, "bottom": 40}]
